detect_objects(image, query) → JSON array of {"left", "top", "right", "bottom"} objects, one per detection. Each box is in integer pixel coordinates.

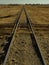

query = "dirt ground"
[
  {"left": 25, "top": 5, "right": 49, "bottom": 24},
  {"left": 0, "top": 5, "right": 22, "bottom": 24}
]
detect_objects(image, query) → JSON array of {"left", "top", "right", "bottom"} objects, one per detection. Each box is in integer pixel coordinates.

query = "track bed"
[
  {"left": 5, "top": 9, "right": 43, "bottom": 65},
  {"left": 6, "top": 33, "right": 42, "bottom": 65}
]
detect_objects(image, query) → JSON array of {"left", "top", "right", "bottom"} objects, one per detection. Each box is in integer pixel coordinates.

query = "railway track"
[
  {"left": 0, "top": 6, "right": 49, "bottom": 65},
  {"left": 2, "top": 8, "right": 45, "bottom": 65},
  {"left": 0, "top": 7, "right": 23, "bottom": 65}
]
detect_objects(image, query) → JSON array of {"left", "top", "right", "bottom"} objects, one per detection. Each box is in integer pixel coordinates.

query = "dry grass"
[
  {"left": 0, "top": 5, "right": 22, "bottom": 24},
  {"left": 25, "top": 5, "right": 49, "bottom": 24}
]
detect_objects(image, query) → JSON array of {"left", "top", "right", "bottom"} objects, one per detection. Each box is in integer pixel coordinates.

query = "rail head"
[
  {"left": 3, "top": 7, "right": 24, "bottom": 65},
  {"left": 24, "top": 7, "right": 47, "bottom": 65}
]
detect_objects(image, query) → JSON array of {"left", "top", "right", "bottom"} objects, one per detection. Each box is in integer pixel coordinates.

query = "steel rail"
[
  {"left": 24, "top": 7, "right": 47, "bottom": 65},
  {"left": 3, "top": 7, "right": 23, "bottom": 65}
]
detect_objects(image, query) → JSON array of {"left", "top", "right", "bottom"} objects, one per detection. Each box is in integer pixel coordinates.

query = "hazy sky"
[{"left": 0, "top": 0, "right": 49, "bottom": 4}]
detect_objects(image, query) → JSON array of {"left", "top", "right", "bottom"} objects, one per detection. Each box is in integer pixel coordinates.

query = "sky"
[{"left": 0, "top": 0, "right": 49, "bottom": 4}]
